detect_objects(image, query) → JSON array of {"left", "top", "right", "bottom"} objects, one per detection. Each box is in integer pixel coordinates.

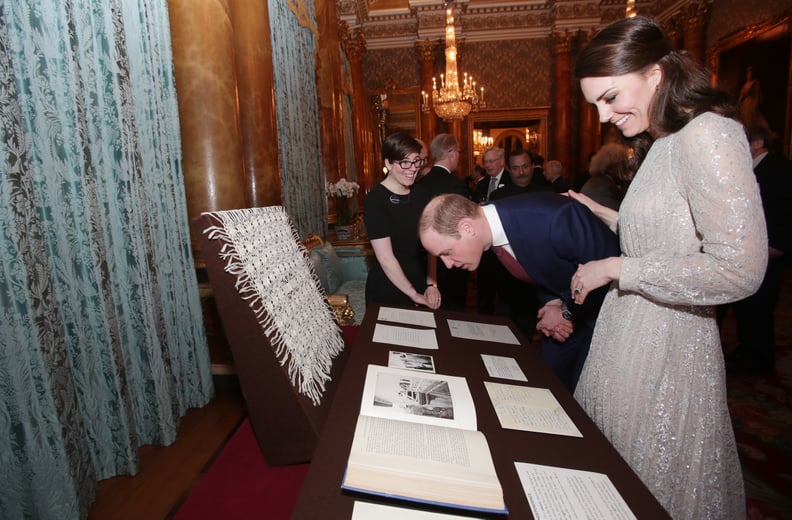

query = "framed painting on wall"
[{"left": 709, "top": 16, "right": 791, "bottom": 156}]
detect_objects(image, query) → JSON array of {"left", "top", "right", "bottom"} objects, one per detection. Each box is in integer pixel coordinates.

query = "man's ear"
[{"left": 458, "top": 217, "right": 475, "bottom": 236}]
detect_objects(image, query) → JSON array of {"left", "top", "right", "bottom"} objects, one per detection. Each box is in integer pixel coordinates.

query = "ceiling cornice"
[{"left": 338, "top": 0, "right": 699, "bottom": 50}]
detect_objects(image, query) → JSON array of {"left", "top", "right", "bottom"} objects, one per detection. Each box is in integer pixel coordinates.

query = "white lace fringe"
[{"left": 202, "top": 207, "right": 344, "bottom": 405}]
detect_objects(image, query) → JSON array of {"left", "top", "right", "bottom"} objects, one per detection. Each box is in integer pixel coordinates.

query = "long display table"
[{"left": 292, "top": 304, "right": 669, "bottom": 519}]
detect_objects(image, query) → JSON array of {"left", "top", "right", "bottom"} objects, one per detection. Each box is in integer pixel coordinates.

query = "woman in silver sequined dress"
[{"left": 567, "top": 17, "right": 767, "bottom": 519}]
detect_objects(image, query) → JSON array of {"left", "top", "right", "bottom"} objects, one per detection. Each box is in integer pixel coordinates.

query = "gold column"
[
  {"left": 417, "top": 39, "right": 437, "bottom": 143},
  {"left": 230, "top": 0, "right": 281, "bottom": 207},
  {"left": 551, "top": 30, "right": 573, "bottom": 179},
  {"left": 577, "top": 28, "right": 600, "bottom": 174},
  {"left": 314, "top": 0, "right": 346, "bottom": 186},
  {"left": 341, "top": 24, "right": 376, "bottom": 196},
  {"left": 169, "top": 0, "right": 247, "bottom": 256},
  {"left": 680, "top": 2, "right": 709, "bottom": 66}
]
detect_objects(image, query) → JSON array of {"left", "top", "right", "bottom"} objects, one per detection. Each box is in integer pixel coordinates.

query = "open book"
[{"left": 341, "top": 365, "right": 507, "bottom": 515}]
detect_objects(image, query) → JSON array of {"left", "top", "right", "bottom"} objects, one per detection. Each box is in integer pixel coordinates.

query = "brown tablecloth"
[{"left": 292, "top": 304, "right": 670, "bottom": 519}]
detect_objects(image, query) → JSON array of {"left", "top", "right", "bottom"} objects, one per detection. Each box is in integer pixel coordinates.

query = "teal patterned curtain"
[
  {"left": 0, "top": 2, "right": 213, "bottom": 518},
  {"left": 268, "top": 0, "right": 327, "bottom": 237}
]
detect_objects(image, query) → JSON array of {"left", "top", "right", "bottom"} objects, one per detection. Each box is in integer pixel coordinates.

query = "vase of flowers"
[{"left": 327, "top": 178, "right": 360, "bottom": 240}]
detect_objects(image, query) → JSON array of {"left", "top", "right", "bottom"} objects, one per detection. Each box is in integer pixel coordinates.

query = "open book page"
[
  {"left": 360, "top": 365, "right": 477, "bottom": 431},
  {"left": 484, "top": 382, "right": 582, "bottom": 437},
  {"left": 515, "top": 462, "right": 636, "bottom": 520},
  {"left": 373, "top": 323, "right": 439, "bottom": 349},
  {"left": 480, "top": 354, "right": 527, "bottom": 381},
  {"left": 447, "top": 319, "right": 519, "bottom": 345},
  {"left": 377, "top": 307, "right": 437, "bottom": 328},
  {"left": 352, "top": 501, "right": 485, "bottom": 519},
  {"left": 343, "top": 415, "right": 506, "bottom": 514}
]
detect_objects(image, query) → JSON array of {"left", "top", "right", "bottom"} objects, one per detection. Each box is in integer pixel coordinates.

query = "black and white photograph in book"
[{"left": 372, "top": 373, "right": 454, "bottom": 420}]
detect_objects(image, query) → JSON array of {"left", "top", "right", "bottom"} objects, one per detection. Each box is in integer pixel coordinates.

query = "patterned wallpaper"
[
  {"left": 363, "top": 47, "right": 420, "bottom": 91},
  {"left": 363, "top": 38, "right": 552, "bottom": 109}
]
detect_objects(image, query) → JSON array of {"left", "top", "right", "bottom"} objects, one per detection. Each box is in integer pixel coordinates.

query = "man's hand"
[
  {"left": 536, "top": 299, "right": 574, "bottom": 342},
  {"left": 424, "top": 285, "right": 441, "bottom": 310}
]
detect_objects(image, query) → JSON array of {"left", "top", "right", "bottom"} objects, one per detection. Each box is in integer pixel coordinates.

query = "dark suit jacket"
[
  {"left": 493, "top": 192, "right": 620, "bottom": 392},
  {"left": 754, "top": 153, "right": 792, "bottom": 256},
  {"left": 490, "top": 192, "right": 620, "bottom": 390},
  {"left": 490, "top": 175, "right": 552, "bottom": 201},
  {"left": 492, "top": 192, "right": 620, "bottom": 321},
  {"left": 473, "top": 170, "right": 514, "bottom": 203},
  {"left": 418, "top": 165, "right": 469, "bottom": 199}
]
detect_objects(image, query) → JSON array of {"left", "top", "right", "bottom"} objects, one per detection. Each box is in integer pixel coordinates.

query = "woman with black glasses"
[{"left": 364, "top": 132, "right": 441, "bottom": 310}]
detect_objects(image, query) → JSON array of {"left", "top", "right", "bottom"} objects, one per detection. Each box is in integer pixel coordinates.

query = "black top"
[{"left": 363, "top": 183, "right": 432, "bottom": 306}]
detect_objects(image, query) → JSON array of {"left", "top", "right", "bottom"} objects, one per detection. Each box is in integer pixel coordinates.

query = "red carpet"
[
  {"left": 173, "top": 326, "right": 359, "bottom": 519},
  {"left": 173, "top": 418, "right": 309, "bottom": 519}
]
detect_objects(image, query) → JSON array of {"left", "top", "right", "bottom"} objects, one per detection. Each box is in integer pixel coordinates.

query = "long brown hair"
[{"left": 575, "top": 16, "right": 735, "bottom": 171}]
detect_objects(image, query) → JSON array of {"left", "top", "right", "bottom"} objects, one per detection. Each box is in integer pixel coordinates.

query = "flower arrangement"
[{"left": 326, "top": 178, "right": 360, "bottom": 226}]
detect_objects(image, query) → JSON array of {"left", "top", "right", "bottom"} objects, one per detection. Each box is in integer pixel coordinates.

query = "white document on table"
[
  {"left": 514, "top": 462, "right": 636, "bottom": 520},
  {"left": 373, "top": 323, "right": 439, "bottom": 350},
  {"left": 352, "top": 501, "right": 484, "bottom": 519},
  {"left": 377, "top": 306, "right": 437, "bottom": 328},
  {"left": 484, "top": 382, "right": 582, "bottom": 437},
  {"left": 480, "top": 354, "right": 527, "bottom": 382},
  {"left": 447, "top": 319, "right": 519, "bottom": 345}
]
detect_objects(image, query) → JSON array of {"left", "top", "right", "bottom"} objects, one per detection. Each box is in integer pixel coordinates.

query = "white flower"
[{"left": 326, "top": 178, "right": 360, "bottom": 199}]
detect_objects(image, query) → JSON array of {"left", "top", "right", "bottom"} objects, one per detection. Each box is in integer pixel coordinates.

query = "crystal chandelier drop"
[
  {"left": 421, "top": 4, "right": 484, "bottom": 121},
  {"left": 625, "top": 0, "right": 637, "bottom": 18},
  {"left": 473, "top": 130, "right": 493, "bottom": 156}
]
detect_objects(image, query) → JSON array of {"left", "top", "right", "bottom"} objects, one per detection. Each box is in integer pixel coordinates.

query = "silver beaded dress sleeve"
[{"left": 574, "top": 112, "right": 767, "bottom": 519}]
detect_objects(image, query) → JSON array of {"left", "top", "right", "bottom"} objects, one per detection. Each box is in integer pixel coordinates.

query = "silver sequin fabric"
[{"left": 575, "top": 113, "right": 768, "bottom": 519}]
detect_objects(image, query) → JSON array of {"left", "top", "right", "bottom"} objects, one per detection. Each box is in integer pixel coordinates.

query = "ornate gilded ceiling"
[{"left": 337, "top": 0, "right": 697, "bottom": 49}]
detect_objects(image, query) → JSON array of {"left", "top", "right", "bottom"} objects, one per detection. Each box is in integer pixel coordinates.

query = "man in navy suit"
[{"left": 419, "top": 192, "right": 620, "bottom": 391}]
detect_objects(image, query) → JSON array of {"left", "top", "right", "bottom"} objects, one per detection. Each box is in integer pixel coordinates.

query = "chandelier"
[
  {"left": 473, "top": 130, "right": 493, "bottom": 156},
  {"left": 625, "top": 0, "right": 637, "bottom": 18},
  {"left": 421, "top": 3, "right": 484, "bottom": 121},
  {"left": 525, "top": 127, "right": 539, "bottom": 148}
]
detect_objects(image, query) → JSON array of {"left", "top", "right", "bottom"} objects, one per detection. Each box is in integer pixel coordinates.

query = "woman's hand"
[
  {"left": 565, "top": 190, "right": 619, "bottom": 232},
  {"left": 566, "top": 190, "right": 608, "bottom": 215},
  {"left": 570, "top": 257, "right": 622, "bottom": 304},
  {"left": 423, "top": 285, "right": 441, "bottom": 310}
]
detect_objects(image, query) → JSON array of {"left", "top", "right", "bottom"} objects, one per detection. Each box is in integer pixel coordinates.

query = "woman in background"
[
  {"left": 569, "top": 16, "right": 766, "bottom": 519},
  {"left": 580, "top": 142, "right": 633, "bottom": 210},
  {"left": 364, "top": 132, "right": 441, "bottom": 309}
]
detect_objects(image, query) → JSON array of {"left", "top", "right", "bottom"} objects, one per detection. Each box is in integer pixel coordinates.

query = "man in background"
[
  {"left": 417, "top": 134, "right": 471, "bottom": 311},
  {"left": 724, "top": 126, "right": 792, "bottom": 375},
  {"left": 542, "top": 159, "right": 569, "bottom": 193}
]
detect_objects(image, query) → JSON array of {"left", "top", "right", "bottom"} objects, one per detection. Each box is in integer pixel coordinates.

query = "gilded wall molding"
[{"left": 340, "top": 0, "right": 697, "bottom": 49}]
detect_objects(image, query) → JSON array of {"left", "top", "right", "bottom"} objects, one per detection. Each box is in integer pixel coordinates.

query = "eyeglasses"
[{"left": 397, "top": 157, "right": 426, "bottom": 169}]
